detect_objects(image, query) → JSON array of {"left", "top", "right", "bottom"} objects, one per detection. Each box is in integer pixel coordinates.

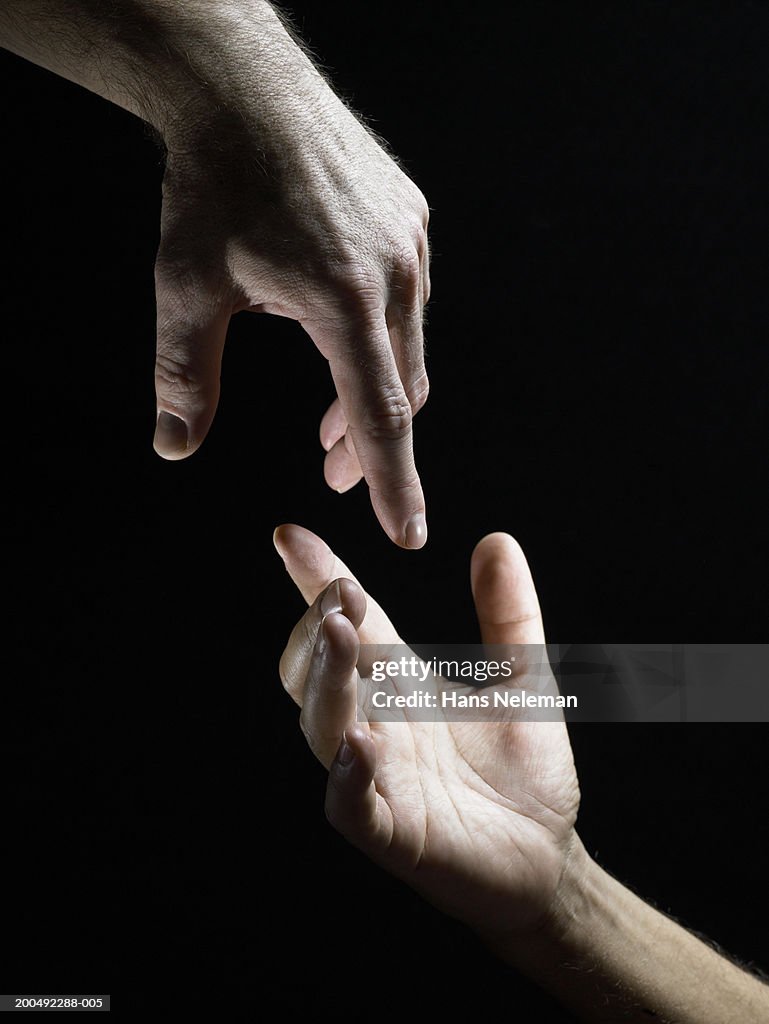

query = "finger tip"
[
  {"left": 273, "top": 524, "right": 335, "bottom": 588},
  {"left": 273, "top": 525, "right": 290, "bottom": 560},
  {"left": 324, "top": 466, "right": 361, "bottom": 494},
  {"left": 273, "top": 523, "right": 312, "bottom": 564},
  {"left": 471, "top": 540, "right": 544, "bottom": 645},
  {"left": 153, "top": 410, "right": 192, "bottom": 459},
  {"left": 471, "top": 532, "right": 522, "bottom": 567},
  {"left": 337, "top": 578, "right": 366, "bottom": 627},
  {"left": 153, "top": 441, "right": 195, "bottom": 461},
  {"left": 403, "top": 512, "right": 428, "bottom": 550},
  {"left": 320, "top": 609, "right": 359, "bottom": 654},
  {"left": 343, "top": 724, "right": 376, "bottom": 766},
  {"left": 471, "top": 534, "right": 512, "bottom": 582},
  {"left": 343, "top": 723, "right": 367, "bottom": 753},
  {"left": 333, "top": 479, "right": 360, "bottom": 495},
  {"left": 324, "top": 445, "right": 363, "bottom": 493},
  {"left": 321, "top": 579, "right": 365, "bottom": 626},
  {"left": 153, "top": 449, "right": 186, "bottom": 462}
]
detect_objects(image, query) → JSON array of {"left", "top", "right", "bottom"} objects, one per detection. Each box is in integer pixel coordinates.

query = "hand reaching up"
[{"left": 274, "top": 523, "right": 581, "bottom": 938}]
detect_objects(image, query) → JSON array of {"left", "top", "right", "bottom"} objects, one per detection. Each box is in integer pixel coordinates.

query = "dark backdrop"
[{"left": 2, "top": 1, "right": 767, "bottom": 1015}]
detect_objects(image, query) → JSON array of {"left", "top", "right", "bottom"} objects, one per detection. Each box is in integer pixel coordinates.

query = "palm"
[{"left": 367, "top": 708, "right": 579, "bottom": 932}]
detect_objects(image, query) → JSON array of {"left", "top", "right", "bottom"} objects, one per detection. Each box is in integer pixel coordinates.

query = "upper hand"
[{"left": 152, "top": 40, "right": 430, "bottom": 549}]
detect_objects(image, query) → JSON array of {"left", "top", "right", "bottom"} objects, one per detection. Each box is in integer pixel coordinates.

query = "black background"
[{"left": 2, "top": 1, "right": 768, "bottom": 1016}]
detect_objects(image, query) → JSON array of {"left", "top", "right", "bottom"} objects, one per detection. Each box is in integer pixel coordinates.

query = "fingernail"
[
  {"left": 321, "top": 580, "right": 343, "bottom": 617},
  {"left": 404, "top": 513, "right": 427, "bottom": 549},
  {"left": 154, "top": 411, "right": 188, "bottom": 457},
  {"left": 336, "top": 738, "right": 355, "bottom": 768}
]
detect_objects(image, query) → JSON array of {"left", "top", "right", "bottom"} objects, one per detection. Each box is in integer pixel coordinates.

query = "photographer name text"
[{"left": 371, "top": 690, "right": 577, "bottom": 709}]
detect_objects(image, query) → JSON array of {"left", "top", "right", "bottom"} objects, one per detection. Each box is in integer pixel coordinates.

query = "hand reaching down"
[{"left": 0, "top": 1, "right": 430, "bottom": 548}]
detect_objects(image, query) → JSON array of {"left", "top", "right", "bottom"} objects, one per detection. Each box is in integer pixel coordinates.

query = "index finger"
[{"left": 325, "top": 314, "right": 427, "bottom": 549}]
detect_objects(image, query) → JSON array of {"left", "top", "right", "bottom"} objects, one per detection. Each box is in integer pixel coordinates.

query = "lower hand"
[{"left": 274, "top": 524, "right": 581, "bottom": 940}]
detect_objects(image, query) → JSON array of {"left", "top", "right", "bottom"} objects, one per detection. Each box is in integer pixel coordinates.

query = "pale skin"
[
  {"left": 0, "top": 1, "right": 430, "bottom": 548},
  {"left": 275, "top": 523, "right": 769, "bottom": 1023}
]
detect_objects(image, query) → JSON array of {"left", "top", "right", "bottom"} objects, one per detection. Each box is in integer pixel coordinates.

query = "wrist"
[
  {"left": 542, "top": 833, "right": 606, "bottom": 952},
  {"left": 112, "top": 1, "right": 281, "bottom": 135},
  {"left": 2, "top": 0, "right": 363, "bottom": 173},
  {"left": 133, "top": 1, "right": 336, "bottom": 154},
  {"left": 479, "top": 834, "right": 604, "bottom": 972}
]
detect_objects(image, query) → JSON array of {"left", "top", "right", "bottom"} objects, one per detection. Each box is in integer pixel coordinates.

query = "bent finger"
[
  {"left": 325, "top": 726, "right": 391, "bottom": 852},
  {"left": 300, "top": 611, "right": 360, "bottom": 768},
  {"left": 280, "top": 578, "right": 365, "bottom": 707},
  {"left": 319, "top": 397, "right": 348, "bottom": 453},
  {"left": 324, "top": 432, "right": 364, "bottom": 494}
]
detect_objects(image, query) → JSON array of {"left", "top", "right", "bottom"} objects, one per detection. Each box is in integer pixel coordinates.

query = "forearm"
[
  {"left": 489, "top": 839, "right": 769, "bottom": 1023},
  {"left": 0, "top": 1, "right": 330, "bottom": 145}
]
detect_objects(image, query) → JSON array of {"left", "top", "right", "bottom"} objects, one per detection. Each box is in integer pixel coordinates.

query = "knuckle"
[
  {"left": 371, "top": 470, "right": 421, "bottom": 498},
  {"left": 401, "top": 177, "right": 429, "bottom": 219},
  {"left": 408, "top": 371, "right": 430, "bottom": 413},
  {"left": 390, "top": 246, "right": 421, "bottom": 304},
  {"left": 364, "top": 390, "right": 413, "bottom": 442},
  {"left": 154, "top": 251, "right": 201, "bottom": 296},
  {"left": 413, "top": 223, "right": 428, "bottom": 258},
  {"left": 154, "top": 249, "right": 180, "bottom": 284},
  {"left": 412, "top": 189, "right": 430, "bottom": 229},
  {"left": 324, "top": 259, "right": 386, "bottom": 319},
  {"left": 395, "top": 244, "right": 421, "bottom": 277},
  {"left": 399, "top": 245, "right": 422, "bottom": 282},
  {"left": 154, "top": 351, "right": 206, "bottom": 399},
  {"left": 155, "top": 248, "right": 230, "bottom": 313}
]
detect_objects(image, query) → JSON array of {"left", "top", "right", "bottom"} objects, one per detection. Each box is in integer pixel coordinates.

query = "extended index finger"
[{"left": 327, "top": 314, "right": 427, "bottom": 549}]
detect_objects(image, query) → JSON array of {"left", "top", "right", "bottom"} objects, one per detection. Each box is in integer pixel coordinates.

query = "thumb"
[
  {"left": 152, "top": 271, "right": 231, "bottom": 459},
  {"left": 470, "top": 532, "right": 546, "bottom": 646}
]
